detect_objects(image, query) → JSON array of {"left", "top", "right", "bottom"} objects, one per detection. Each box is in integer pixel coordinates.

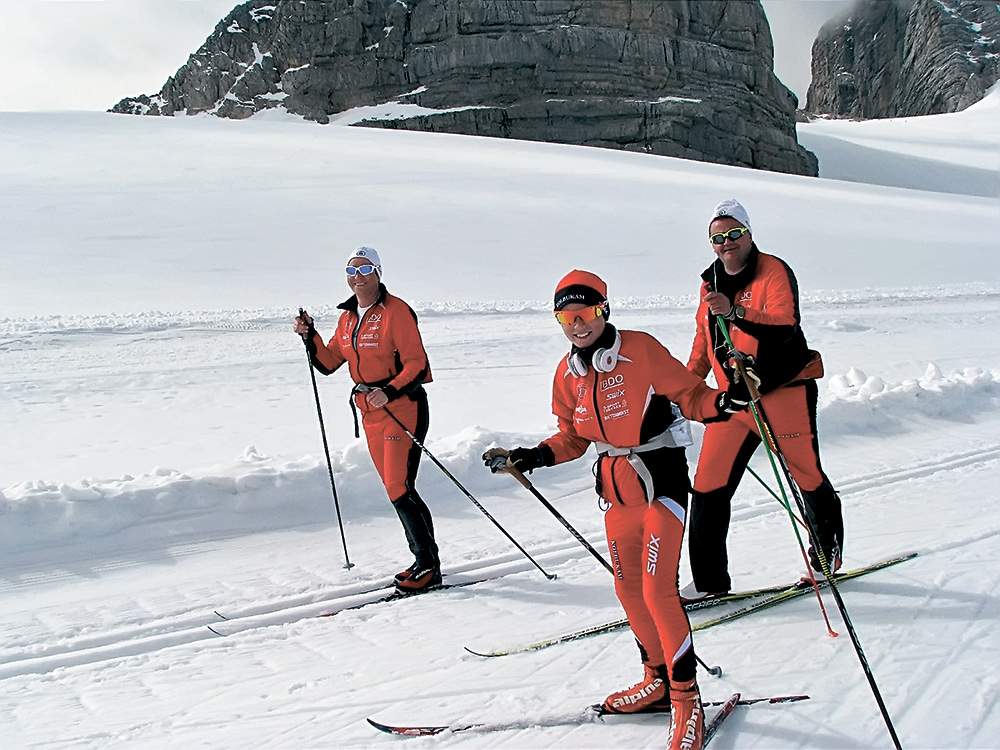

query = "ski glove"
[
  {"left": 716, "top": 384, "right": 751, "bottom": 415},
  {"left": 508, "top": 447, "right": 547, "bottom": 473},
  {"left": 482, "top": 446, "right": 547, "bottom": 474}
]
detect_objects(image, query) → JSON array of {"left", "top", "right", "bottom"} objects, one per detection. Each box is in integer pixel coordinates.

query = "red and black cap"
[{"left": 553, "top": 270, "right": 608, "bottom": 311}]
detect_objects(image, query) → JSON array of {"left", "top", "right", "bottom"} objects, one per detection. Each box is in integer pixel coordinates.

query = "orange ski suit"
[
  {"left": 686, "top": 248, "right": 842, "bottom": 591},
  {"left": 306, "top": 285, "right": 432, "bottom": 502},
  {"left": 539, "top": 327, "right": 725, "bottom": 682}
]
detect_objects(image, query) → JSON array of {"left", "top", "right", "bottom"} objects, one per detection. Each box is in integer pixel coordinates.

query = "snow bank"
[{"left": 4, "top": 365, "right": 997, "bottom": 558}]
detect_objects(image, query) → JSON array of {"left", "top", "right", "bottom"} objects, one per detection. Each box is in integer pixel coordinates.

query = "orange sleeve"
[
  {"left": 687, "top": 296, "right": 713, "bottom": 381},
  {"left": 386, "top": 300, "right": 430, "bottom": 392},
  {"left": 649, "top": 337, "right": 722, "bottom": 423},
  {"left": 540, "top": 367, "right": 593, "bottom": 464}
]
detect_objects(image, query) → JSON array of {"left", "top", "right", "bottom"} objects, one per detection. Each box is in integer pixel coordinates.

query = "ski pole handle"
[
  {"left": 487, "top": 454, "right": 533, "bottom": 489},
  {"left": 714, "top": 313, "right": 762, "bottom": 403},
  {"left": 731, "top": 355, "right": 762, "bottom": 403}
]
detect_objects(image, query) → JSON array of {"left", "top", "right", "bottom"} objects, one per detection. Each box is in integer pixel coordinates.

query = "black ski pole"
[
  {"left": 299, "top": 309, "right": 353, "bottom": 570},
  {"left": 487, "top": 456, "right": 613, "bottom": 575},
  {"left": 716, "top": 314, "right": 903, "bottom": 749},
  {"left": 487, "top": 455, "right": 723, "bottom": 678},
  {"left": 380, "top": 406, "right": 557, "bottom": 581}
]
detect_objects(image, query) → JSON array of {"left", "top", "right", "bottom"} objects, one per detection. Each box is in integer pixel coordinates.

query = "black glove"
[
  {"left": 508, "top": 446, "right": 546, "bottom": 473},
  {"left": 297, "top": 308, "right": 317, "bottom": 340},
  {"left": 716, "top": 382, "right": 751, "bottom": 415}
]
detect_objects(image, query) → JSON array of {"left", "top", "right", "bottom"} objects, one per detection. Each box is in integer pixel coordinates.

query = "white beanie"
[
  {"left": 710, "top": 199, "right": 752, "bottom": 234},
  {"left": 347, "top": 245, "right": 382, "bottom": 276}
]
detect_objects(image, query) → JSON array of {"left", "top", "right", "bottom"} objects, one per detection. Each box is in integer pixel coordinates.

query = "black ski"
[
  {"left": 366, "top": 694, "right": 806, "bottom": 737},
  {"left": 464, "top": 553, "right": 917, "bottom": 657}
]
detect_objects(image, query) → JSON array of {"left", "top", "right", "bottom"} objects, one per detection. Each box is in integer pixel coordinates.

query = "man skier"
[{"left": 683, "top": 199, "right": 845, "bottom": 602}]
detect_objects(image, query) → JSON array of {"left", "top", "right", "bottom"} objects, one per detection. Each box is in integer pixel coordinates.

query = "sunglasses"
[
  {"left": 346, "top": 264, "right": 378, "bottom": 277},
  {"left": 554, "top": 305, "right": 605, "bottom": 325},
  {"left": 709, "top": 226, "right": 750, "bottom": 245}
]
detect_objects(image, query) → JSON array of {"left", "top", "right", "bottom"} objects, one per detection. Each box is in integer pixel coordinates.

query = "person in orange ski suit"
[
  {"left": 484, "top": 270, "right": 751, "bottom": 750},
  {"left": 683, "top": 199, "right": 844, "bottom": 601},
  {"left": 294, "top": 246, "right": 440, "bottom": 593}
]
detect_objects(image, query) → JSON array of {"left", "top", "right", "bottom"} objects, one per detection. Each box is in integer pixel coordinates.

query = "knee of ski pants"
[
  {"left": 605, "top": 498, "right": 685, "bottom": 603},
  {"left": 693, "top": 418, "right": 755, "bottom": 494},
  {"left": 694, "top": 386, "right": 826, "bottom": 493},
  {"left": 364, "top": 408, "right": 420, "bottom": 501}
]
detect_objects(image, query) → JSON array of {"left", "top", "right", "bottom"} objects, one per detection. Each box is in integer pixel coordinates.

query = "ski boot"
[
  {"left": 601, "top": 663, "right": 671, "bottom": 714},
  {"left": 666, "top": 678, "right": 704, "bottom": 750}
]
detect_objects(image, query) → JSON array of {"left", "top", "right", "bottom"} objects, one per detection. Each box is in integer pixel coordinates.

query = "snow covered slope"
[{"left": 1, "top": 90, "right": 998, "bottom": 748}]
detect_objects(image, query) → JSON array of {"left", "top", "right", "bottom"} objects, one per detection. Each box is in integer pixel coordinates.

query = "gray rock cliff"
[
  {"left": 111, "top": 0, "right": 817, "bottom": 176},
  {"left": 806, "top": 0, "right": 999, "bottom": 118}
]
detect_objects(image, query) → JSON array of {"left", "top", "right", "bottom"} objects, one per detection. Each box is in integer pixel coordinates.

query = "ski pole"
[
  {"left": 715, "top": 314, "right": 903, "bottom": 749},
  {"left": 714, "top": 314, "right": 835, "bottom": 634},
  {"left": 380, "top": 406, "right": 557, "bottom": 581},
  {"left": 487, "top": 456, "right": 613, "bottom": 574},
  {"left": 298, "top": 309, "right": 353, "bottom": 570},
  {"left": 488, "top": 455, "right": 723, "bottom": 678}
]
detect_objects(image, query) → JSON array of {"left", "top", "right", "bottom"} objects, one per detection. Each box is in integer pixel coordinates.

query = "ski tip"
[
  {"left": 463, "top": 645, "right": 498, "bottom": 658},
  {"left": 366, "top": 717, "right": 447, "bottom": 736},
  {"left": 366, "top": 718, "right": 392, "bottom": 733}
]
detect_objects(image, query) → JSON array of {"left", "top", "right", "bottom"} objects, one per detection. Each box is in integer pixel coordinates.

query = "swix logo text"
[
  {"left": 646, "top": 534, "right": 660, "bottom": 575},
  {"left": 605, "top": 388, "right": 625, "bottom": 400}
]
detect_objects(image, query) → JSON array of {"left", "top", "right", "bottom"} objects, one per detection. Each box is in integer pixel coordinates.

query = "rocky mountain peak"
[
  {"left": 111, "top": 0, "right": 817, "bottom": 176},
  {"left": 806, "top": 0, "right": 1000, "bottom": 118}
]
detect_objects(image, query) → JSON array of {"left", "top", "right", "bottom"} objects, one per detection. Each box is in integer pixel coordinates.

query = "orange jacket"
[
  {"left": 307, "top": 285, "right": 431, "bottom": 405},
  {"left": 541, "top": 329, "right": 721, "bottom": 464},
  {"left": 688, "top": 248, "right": 811, "bottom": 393}
]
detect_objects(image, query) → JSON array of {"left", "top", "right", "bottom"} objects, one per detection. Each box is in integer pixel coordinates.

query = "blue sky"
[{"left": 0, "top": 0, "right": 852, "bottom": 112}]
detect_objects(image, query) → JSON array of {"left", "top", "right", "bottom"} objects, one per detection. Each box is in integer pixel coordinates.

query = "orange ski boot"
[
  {"left": 666, "top": 678, "right": 704, "bottom": 750},
  {"left": 601, "top": 663, "right": 671, "bottom": 714}
]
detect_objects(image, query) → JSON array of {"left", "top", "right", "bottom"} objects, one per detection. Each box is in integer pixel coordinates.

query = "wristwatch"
[{"left": 733, "top": 305, "right": 745, "bottom": 319}]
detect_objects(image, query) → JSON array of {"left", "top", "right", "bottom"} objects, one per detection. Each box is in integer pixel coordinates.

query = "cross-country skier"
[
  {"left": 483, "top": 270, "right": 751, "bottom": 750},
  {"left": 294, "top": 246, "right": 441, "bottom": 593},
  {"left": 682, "top": 199, "right": 845, "bottom": 602}
]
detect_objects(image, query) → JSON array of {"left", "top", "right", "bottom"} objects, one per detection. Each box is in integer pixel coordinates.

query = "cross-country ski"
[
  {"left": 465, "top": 553, "right": 917, "bottom": 658},
  {"left": 366, "top": 694, "right": 808, "bottom": 737}
]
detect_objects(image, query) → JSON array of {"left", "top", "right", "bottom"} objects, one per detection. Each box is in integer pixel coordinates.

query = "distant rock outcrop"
[
  {"left": 110, "top": 0, "right": 817, "bottom": 176},
  {"left": 806, "top": 0, "right": 999, "bottom": 118}
]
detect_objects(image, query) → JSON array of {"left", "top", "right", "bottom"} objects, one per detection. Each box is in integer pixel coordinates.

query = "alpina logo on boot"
[
  {"left": 611, "top": 677, "right": 664, "bottom": 709},
  {"left": 679, "top": 703, "right": 702, "bottom": 750}
]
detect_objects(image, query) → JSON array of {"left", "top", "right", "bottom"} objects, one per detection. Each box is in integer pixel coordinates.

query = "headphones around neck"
[{"left": 567, "top": 330, "right": 622, "bottom": 377}]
